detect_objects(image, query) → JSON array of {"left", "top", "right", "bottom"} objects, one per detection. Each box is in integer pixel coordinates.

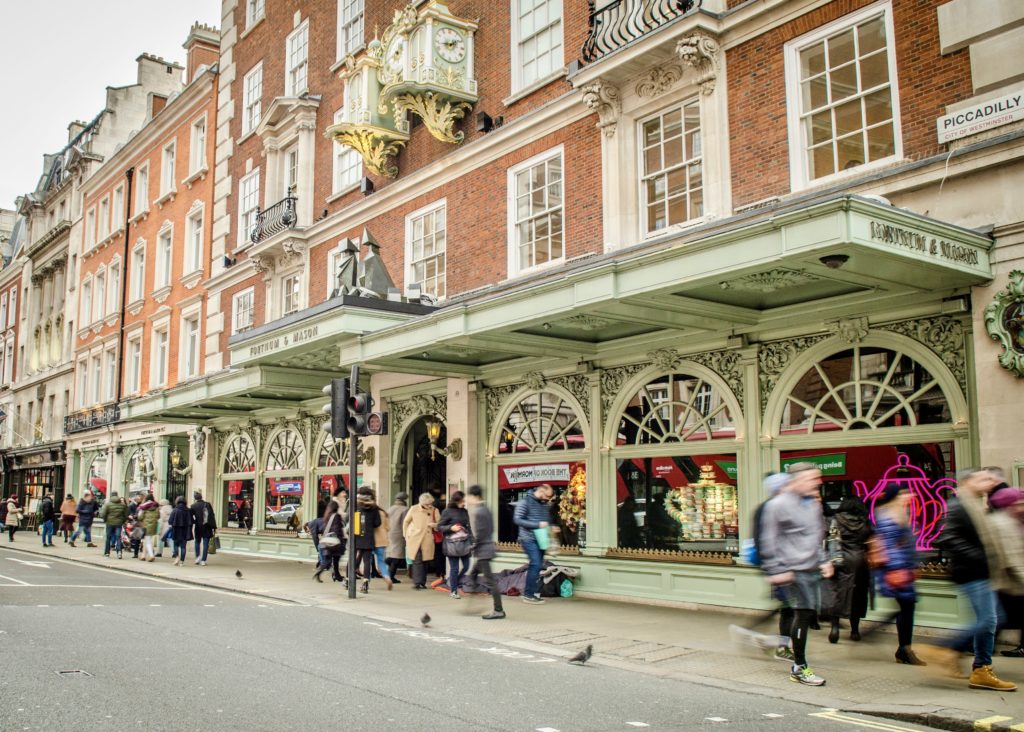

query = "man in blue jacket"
[
  {"left": 513, "top": 483, "right": 554, "bottom": 604},
  {"left": 70, "top": 491, "right": 99, "bottom": 547}
]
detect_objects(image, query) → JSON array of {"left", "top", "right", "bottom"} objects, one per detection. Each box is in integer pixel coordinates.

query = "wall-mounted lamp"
[
  {"left": 170, "top": 445, "right": 181, "bottom": 468},
  {"left": 426, "top": 418, "right": 462, "bottom": 461},
  {"left": 360, "top": 176, "right": 375, "bottom": 195},
  {"left": 819, "top": 254, "right": 850, "bottom": 270}
]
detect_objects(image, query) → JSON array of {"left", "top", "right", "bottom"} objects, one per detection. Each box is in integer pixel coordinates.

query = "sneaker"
[
  {"left": 450, "top": 591, "right": 461, "bottom": 599},
  {"left": 194, "top": 558, "right": 201, "bottom": 565},
  {"left": 200, "top": 561, "right": 206, "bottom": 566},
  {"left": 522, "top": 595, "right": 545, "bottom": 605},
  {"left": 968, "top": 665, "right": 1018, "bottom": 691},
  {"left": 1000, "top": 646, "right": 1024, "bottom": 658},
  {"left": 482, "top": 611, "right": 506, "bottom": 620},
  {"left": 117, "top": 552, "right": 123, "bottom": 559},
  {"left": 790, "top": 664, "right": 826, "bottom": 686},
  {"left": 774, "top": 646, "right": 796, "bottom": 662}
]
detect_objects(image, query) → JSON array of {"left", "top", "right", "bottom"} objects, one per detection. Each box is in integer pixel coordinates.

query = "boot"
[
  {"left": 313, "top": 568, "right": 324, "bottom": 583},
  {"left": 69, "top": 540, "right": 76, "bottom": 548},
  {"left": 360, "top": 580, "right": 369, "bottom": 594},
  {"left": 828, "top": 620, "right": 840, "bottom": 644},
  {"left": 968, "top": 665, "right": 1018, "bottom": 691},
  {"left": 895, "top": 646, "right": 926, "bottom": 665}
]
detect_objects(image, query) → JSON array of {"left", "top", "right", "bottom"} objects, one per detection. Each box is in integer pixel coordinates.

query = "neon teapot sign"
[{"left": 853, "top": 453, "right": 956, "bottom": 551}]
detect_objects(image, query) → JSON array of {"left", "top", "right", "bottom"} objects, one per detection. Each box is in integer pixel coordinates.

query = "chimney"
[
  {"left": 67, "top": 120, "right": 87, "bottom": 144},
  {"left": 183, "top": 22, "right": 220, "bottom": 84}
]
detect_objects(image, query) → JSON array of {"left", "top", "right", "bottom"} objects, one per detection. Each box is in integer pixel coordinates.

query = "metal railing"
[
  {"left": 64, "top": 404, "right": 121, "bottom": 435},
  {"left": 250, "top": 193, "right": 298, "bottom": 244},
  {"left": 581, "top": 0, "right": 698, "bottom": 63}
]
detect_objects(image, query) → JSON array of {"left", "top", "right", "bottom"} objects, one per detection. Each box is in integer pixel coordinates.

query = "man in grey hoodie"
[
  {"left": 467, "top": 485, "right": 504, "bottom": 620},
  {"left": 759, "top": 463, "right": 832, "bottom": 686}
]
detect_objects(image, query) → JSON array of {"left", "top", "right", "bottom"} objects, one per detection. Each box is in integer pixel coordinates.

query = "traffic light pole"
[{"left": 347, "top": 363, "right": 359, "bottom": 600}]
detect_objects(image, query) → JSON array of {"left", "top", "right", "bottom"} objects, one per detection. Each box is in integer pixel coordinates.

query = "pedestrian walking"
[
  {"left": 100, "top": 492, "right": 127, "bottom": 558},
  {"left": 5, "top": 495, "right": 23, "bottom": 542},
  {"left": 70, "top": 491, "right": 99, "bottom": 547},
  {"left": 988, "top": 486, "right": 1024, "bottom": 658},
  {"left": 367, "top": 490, "right": 393, "bottom": 590},
  {"left": 138, "top": 493, "right": 159, "bottom": 562},
  {"left": 386, "top": 493, "right": 409, "bottom": 583},
  {"left": 439, "top": 490, "right": 472, "bottom": 599},
  {"left": 352, "top": 490, "right": 381, "bottom": 594},
  {"left": 58, "top": 494, "right": 77, "bottom": 543},
  {"left": 313, "top": 500, "right": 345, "bottom": 583},
  {"left": 0, "top": 495, "right": 7, "bottom": 535},
  {"left": 466, "top": 485, "right": 505, "bottom": 620},
  {"left": 513, "top": 483, "right": 555, "bottom": 605},
  {"left": 168, "top": 496, "right": 192, "bottom": 565},
  {"left": 155, "top": 499, "right": 172, "bottom": 557},
  {"left": 430, "top": 487, "right": 447, "bottom": 581},
  {"left": 759, "top": 463, "right": 833, "bottom": 686},
  {"left": 39, "top": 492, "right": 56, "bottom": 547},
  {"left": 921, "top": 468, "right": 1017, "bottom": 691},
  {"left": 822, "top": 496, "right": 871, "bottom": 644},
  {"left": 305, "top": 513, "right": 327, "bottom": 574},
  {"left": 127, "top": 493, "right": 142, "bottom": 520},
  {"left": 403, "top": 492, "right": 439, "bottom": 590},
  {"left": 190, "top": 491, "right": 217, "bottom": 566}
]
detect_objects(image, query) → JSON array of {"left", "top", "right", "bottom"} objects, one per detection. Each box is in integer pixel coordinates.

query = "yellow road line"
[
  {"left": 975, "top": 717, "right": 1014, "bottom": 731},
  {"left": 810, "top": 710, "right": 924, "bottom": 731}
]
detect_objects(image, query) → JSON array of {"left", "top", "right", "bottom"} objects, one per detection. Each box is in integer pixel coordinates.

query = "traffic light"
[
  {"left": 347, "top": 392, "right": 388, "bottom": 436},
  {"left": 321, "top": 378, "right": 349, "bottom": 439}
]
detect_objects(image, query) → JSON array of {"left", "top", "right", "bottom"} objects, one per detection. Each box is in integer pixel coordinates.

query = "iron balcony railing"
[
  {"left": 64, "top": 404, "right": 121, "bottom": 435},
  {"left": 581, "top": 0, "right": 699, "bottom": 63},
  {"left": 250, "top": 192, "right": 297, "bottom": 244}
]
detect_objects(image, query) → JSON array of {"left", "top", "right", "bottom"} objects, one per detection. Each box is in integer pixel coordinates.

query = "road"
[{"left": 0, "top": 546, "right": 932, "bottom": 732}]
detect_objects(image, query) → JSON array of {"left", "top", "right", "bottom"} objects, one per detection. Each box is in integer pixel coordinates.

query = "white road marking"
[
  {"left": 149, "top": 604, "right": 161, "bottom": 607},
  {"left": 0, "top": 573, "right": 29, "bottom": 585},
  {"left": 762, "top": 713, "right": 784, "bottom": 719},
  {"left": 6, "top": 557, "right": 51, "bottom": 568},
  {"left": 204, "top": 604, "right": 215, "bottom": 607},
  {"left": 37, "top": 604, "right": 49, "bottom": 607},
  {"left": 92, "top": 604, "right": 104, "bottom": 607},
  {"left": 705, "top": 718, "right": 729, "bottom": 723},
  {"left": 536, "top": 728, "right": 560, "bottom": 732},
  {"left": 626, "top": 723, "right": 650, "bottom": 728}
]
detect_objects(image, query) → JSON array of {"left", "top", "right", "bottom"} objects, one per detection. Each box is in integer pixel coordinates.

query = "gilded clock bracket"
[
  {"left": 391, "top": 92, "right": 473, "bottom": 144},
  {"left": 326, "top": 124, "right": 408, "bottom": 179}
]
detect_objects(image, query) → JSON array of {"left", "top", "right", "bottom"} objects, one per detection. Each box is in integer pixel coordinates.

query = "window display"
[
  {"left": 497, "top": 461, "right": 583, "bottom": 547},
  {"left": 265, "top": 477, "right": 304, "bottom": 531}
]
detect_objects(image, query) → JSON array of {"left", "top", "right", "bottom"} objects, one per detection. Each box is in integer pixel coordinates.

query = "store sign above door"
[
  {"left": 936, "top": 86, "right": 1023, "bottom": 144},
  {"left": 780, "top": 453, "right": 846, "bottom": 477},
  {"left": 499, "top": 464, "right": 571, "bottom": 488},
  {"left": 868, "top": 221, "right": 982, "bottom": 267}
]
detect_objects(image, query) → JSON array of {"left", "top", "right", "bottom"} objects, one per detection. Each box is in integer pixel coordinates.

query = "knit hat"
[
  {"left": 763, "top": 473, "right": 790, "bottom": 495},
  {"left": 876, "top": 482, "right": 906, "bottom": 506},
  {"left": 989, "top": 486, "right": 1024, "bottom": 511}
]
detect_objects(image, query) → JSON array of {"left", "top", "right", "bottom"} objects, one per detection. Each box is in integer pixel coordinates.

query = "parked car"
[{"left": 266, "top": 504, "right": 298, "bottom": 525}]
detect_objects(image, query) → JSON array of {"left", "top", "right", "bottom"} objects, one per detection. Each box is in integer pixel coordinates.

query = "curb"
[{"left": 852, "top": 705, "right": 1023, "bottom": 732}]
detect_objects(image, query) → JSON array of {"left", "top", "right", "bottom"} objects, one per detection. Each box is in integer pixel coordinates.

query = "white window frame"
[
  {"left": 232, "top": 287, "right": 255, "bottom": 334},
  {"left": 103, "top": 346, "right": 117, "bottom": 402},
  {"left": 135, "top": 164, "right": 149, "bottom": 214},
  {"left": 784, "top": 1, "right": 902, "bottom": 191},
  {"left": 3, "top": 338, "right": 13, "bottom": 384},
  {"left": 179, "top": 308, "right": 202, "bottom": 381},
  {"left": 80, "top": 276, "right": 93, "bottom": 325},
  {"left": 130, "top": 243, "right": 146, "bottom": 302},
  {"left": 281, "top": 272, "right": 302, "bottom": 316},
  {"left": 638, "top": 99, "right": 705, "bottom": 236},
  {"left": 285, "top": 20, "right": 310, "bottom": 97},
  {"left": 156, "top": 226, "right": 173, "bottom": 288},
  {"left": 151, "top": 321, "right": 169, "bottom": 388},
  {"left": 506, "top": 145, "right": 565, "bottom": 278},
  {"left": 332, "top": 110, "right": 361, "bottom": 193},
  {"left": 186, "top": 206, "right": 204, "bottom": 274},
  {"left": 245, "top": 0, "right": 264, "bottom": 28},
  {"left": 190, "top": 114, "right": 207, "bottom": 174},
  {"left": 85, "top": 208, "right": 96, "bottom": 248},
  {"left": 93, "top": 267, "right": 106, "bottom": 324},
  {"left": 126, "top": 331, "right": 143, "bottom": 395},
  {"left": 405, "top": 199, "right": 447, "bottom": 300},
  {"left": 76, "top": 358, "right": 89, "bottom": 409},
  {"left": 98, "top": 196, "right": 110, "bottom": 240},
  {"left": 107, "top": 257, "right": 121, "bottom": 315},
  {"left": 0, "top": 294, "right": 7, "bottom": 327},
  {"left": 242, "top": 63, "right": 263, "bottom": 135},
  {"left": 161, "top": 141, "right": 177, "bottom": 195},
  {"left": 336, "top": 0, "right": 364, "bottom": 60},
  {"left": 8, "top": 287, "right": 16, "bottom": 328},
  {"left": 238, "top": 169, "right": 261, "bottom": 247},
  {"left": 112, "top": 185, "right": 124, "bottom": 231},
  {"left": 510, "top": 0, "right": 564, "bottom": 94},
  {"left": 90, "top": 353, "right": 102, "bottom": 405}
]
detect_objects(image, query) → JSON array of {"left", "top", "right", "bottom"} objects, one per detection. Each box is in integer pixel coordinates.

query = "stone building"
[{"left": 118, "top": 0, "right": 1022, "bottom": 625}]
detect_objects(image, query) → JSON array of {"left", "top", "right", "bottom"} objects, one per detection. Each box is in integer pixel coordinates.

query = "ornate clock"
[{"left": 434, "top": 27, "right": 466, "bottom": 63}]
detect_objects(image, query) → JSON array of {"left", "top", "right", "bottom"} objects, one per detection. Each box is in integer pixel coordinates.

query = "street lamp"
[
  {"left": 170, "top": 445, "right": 181, "bottom": 469},
  {"left": 425, "top": 418, "right": 462, "bottom": 461}
]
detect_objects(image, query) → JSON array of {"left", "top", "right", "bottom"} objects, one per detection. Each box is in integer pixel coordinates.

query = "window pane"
[
  {"left": 800, "top": 43, "right": 826, "bottom": 79},
  {"left": 809, "top": 110, "right": 833, "bottom": 145},
  {"left": 859, "top": 50, "right": 889, "bottom": 90},
  {"left": 830, "top": 63, "right": 858, "bottom": 102},
  {"left": 827, "top": 29, "right": 855, "bottom": 68},
  {"left": 802, "top": 76, "right": 828, "bottom": 111},
  {"left": 836, "top": 132, "right": 865, "bottom": 171},
  {"left": 644, "top": 146, "right": 661, "bottom": 175},
  {"left": 863, "top": 88, "right": 893, "bottom": 126},
  {"left": 858, "top": 16, "right": 886, "bottom": 55},
  {"left": 834, "top": 98, "right": 863, "bottom": 137},
  {"left": 643, "top": 120, "right": 661, "bottom": 147},
  {"left": 663, "top": 136, "right": 683, "bottom": 168},
  {"left": 810, "top": 143, "right": 835, "bottom": 179},
  {"left": 866, "top": 123, "right": 895, "bottom": 161}
]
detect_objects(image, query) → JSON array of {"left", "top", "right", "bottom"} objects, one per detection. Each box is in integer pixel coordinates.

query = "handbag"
[
  {"left": 320, "top": 535, "right": 341, "bottom": 548},
  {"left": 866, "top": 534, "right": 888, "bottom": 570},
  {"left": 883, "top": 568, "right": 916, "bottom": 590},
  {"left": 443, "top": 531, "right": 472, "bottom": 558}
]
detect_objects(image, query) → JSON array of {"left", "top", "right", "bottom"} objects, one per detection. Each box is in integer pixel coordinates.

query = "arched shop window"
[
  {"left": 83, "top": 452, "right": 109, "bottom": 499},
  {"left": 263, "top": 429, "right": 305, "bottom": 532},
  {"left": 222, "top": 433, "right": 256, "bottom": 529},
  {"left": 772, "top": 343, "right": 961, "bottom": 551},
  {"left": 314, "top": 434, "right": 361, "bottom": 519},
  {"left": 611, "top": 370, "right": 742, "bottom": 556},
  {"left": 494, "top": 388, "right": 588, "bottom": 548},
  {"left": 124, "top": 447, "right": 156, "bottom": 497}
]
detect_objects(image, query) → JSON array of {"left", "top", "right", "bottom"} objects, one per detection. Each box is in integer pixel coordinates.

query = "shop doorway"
[{"left": 403, "top": 416, "right": 446, "bottom": 505}]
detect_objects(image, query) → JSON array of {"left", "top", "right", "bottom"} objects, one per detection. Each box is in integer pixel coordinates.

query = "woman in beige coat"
[{"left": 403, "top": 493, "right": 439, "bottom": 590}]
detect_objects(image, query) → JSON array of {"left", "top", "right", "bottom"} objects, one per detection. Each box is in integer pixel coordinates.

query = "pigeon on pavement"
[
  {"left": 235, "top": 570, "right": 243, "bottom": 579},
  {"left": 420, "top": 612, "right": 431, "bottom": 627},
  {"left": 568, "top": 644, "right": 593, "bottom": 665}
]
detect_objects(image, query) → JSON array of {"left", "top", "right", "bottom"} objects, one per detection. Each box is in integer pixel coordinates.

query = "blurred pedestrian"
[
  {"left": 514, "top": 483, "right": 555, "bottom": 605},
  {"left": 923, "top": 468, "right": 1016, "bottom": 691},
  {"left": 155, "top": 498, "right": 172, "bottom": 557},
  {"left": 313, "top": 499, "right": 345, "bottom": 583},
  {"left": 39, "top": 492, "right": 56, "bottom": 547},
  {"left": 70, "top": 491, "right": 98, "bottom": 547},
  {"left": 138, "top": 493, "right": 159, "bottom": 562},
  {"left": 169, "top": 496, "right": 191, "bottom": 566},
  {"left": 352, "top": 490, "right": 381, "bottom": 593},
  {"left": 439, "top": 490, "right": 472, "bottom": 599},
  {"left": 305, "top": 512, "right": 327, "bottom": 575},
  {"left": 0, "top": 495, "right": 7, "bottom": 535},
  {"left": 467, "top": 485, "right": 505, "bottom": 620},
  {"left": 822, "top": 496, "right": 871, "bottom": 644},
  {"left": 403, "top": 492, "right": 439, "bottom": 590},
  {"left": 386, "top": 493, "right": 409, "bottom": 583},
  {"left": 989, "top": 486, "right": 1024, "bottom": 658},
  {"left": 100, "top": 492, "right": 127, "bottom": 558},
  {"left": 759, "top": 463, "right": 832, "bottom": 686},
  {"left": 59, "top": 494, "right": 77, "bottom": 543},
  {"left": 5, "top": 495, "right": 22, "bottom": 542},
  {"left": 430, "top": 487, "right": 447, "bottom": 580},
  {"left": 190, "top": 491, "right": 216, "bottom": 566},
  {"left": 367, "top": 490, "right": 392, "bottom": 590}
]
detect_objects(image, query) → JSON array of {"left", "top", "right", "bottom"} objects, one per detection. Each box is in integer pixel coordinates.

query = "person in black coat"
[
  {"left": 352, "top": 490, "right": 381, "bottom": 594},
  {"left": 821, "top": 496, "right": 871, "bottom": 643},
  {"left": 438, "top": 491, "right": 472, "bottom": 599},
  {"left": 169, "top": 497, "right": 192, "bottom": 566},
  {"left": 189, "top": 491, "right": 217, "bottom": 566},
  {"left": 39, "top": 493, "right": 56, "bottom": 547},
  {"left": 313, "top": 500, "right": 346, "bottom": 583},
  {"left": 71, "top": 492, "right": 99, "bottom": 547}
]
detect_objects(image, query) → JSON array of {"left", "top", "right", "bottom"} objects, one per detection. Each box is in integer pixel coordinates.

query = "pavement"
[{"left": 4, "top": 536, "right": 1023, "bottom": 731}]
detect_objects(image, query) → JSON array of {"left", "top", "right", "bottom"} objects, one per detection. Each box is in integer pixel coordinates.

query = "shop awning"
[{"left": 337, "top": 195, "right": 992, "bottom": 377}]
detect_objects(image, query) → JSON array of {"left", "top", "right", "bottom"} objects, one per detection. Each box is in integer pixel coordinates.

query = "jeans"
[
  {"left": 469, "top": 558, "right": 503, "bottom": 612},
  {"left": 374, "top": 547, "right": 390, "bottom": 579},
  {"left": 41, "top": 519, "right": 54, "bottom": 545},
  {"left": 522, "top": 539, "right": 545, "bottom": 599},
  {"left": 194, "top": 535, "right": 210, "bottom": 561},
  {"left": 173, "top": 539, "right": 187, "bottom": 562},
  {"left": 104, "top": 525, "right": 124, "bottom": 554},
  {"left": 447, "top": 555, "right": 470, "bottom": 593},
  {"left": 71, "top": 524, "right": 92, "bottom": 543},
  {"left": 949, "top": 579, "right": 1002, "bottom": 667}
]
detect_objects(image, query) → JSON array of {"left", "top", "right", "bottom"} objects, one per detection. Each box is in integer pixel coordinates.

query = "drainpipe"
[{"left": 114, "top": 167, "right": 134, "bottom": 405}]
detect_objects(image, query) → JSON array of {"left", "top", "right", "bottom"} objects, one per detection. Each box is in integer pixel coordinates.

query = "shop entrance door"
[{"left": 404, "top": 417, "right": 446, "bottom": 505}]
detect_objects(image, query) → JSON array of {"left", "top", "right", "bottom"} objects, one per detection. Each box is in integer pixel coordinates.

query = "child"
[{"left": 123, "top": 517, "right": 144, "bottom": 559}]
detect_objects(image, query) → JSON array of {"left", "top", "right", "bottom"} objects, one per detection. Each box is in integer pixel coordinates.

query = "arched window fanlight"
[
  {"left": 318, "top": 436, "right": 346, "bottom": 468},
  {"left": 618, "top": 373, "right": 735, "bottom": 444},
  {"left": 265, "top": 429, "right": 305, "bottom": 471},
  {"left": 499, "top": 390, "right": 585, "bottom": 453},
  {"left": 780, "top": 346, "right": 952, "bottom": 434},
  {"left": 223, "top": 433, "right": 256, "bottom": 474}
]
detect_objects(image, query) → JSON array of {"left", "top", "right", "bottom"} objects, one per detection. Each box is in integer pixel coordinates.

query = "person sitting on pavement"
[
  {"left": 70, "top": 491, "right": 99, "bottom": 548},
  {"left": 59, "top": 494, "right": 77, "bottom": 544},
  {"left": 988, "top": 486, "right": 1024, "bottom": 659},
  {"left": 513, "top": 483, "right": 555, "bottom": 605},
  {"left": 100, "top": 492, "right": 127, "bottom": 558}
]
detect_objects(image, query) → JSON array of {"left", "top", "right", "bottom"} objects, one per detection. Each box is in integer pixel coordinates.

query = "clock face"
[
  {"left": 386, "top": 36, "right": 406, "bottom": 75},
  {"left": 434, "top": 27, "right": 466, "bottom": 63}
]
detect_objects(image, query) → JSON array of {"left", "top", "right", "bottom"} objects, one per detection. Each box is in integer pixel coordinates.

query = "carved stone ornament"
[
  {"left": 635, "top": 65, "right": 683, "bottom": 98},
  {"left": 828, "top": 316, "right": 870, "bottom": 344},
  {"left": 676, "top": 32, "right": 721, "bottom": 95},
  {"left": 191, "top": 428, "right": 207, "bottom": 462},
  {"left": 523, "top": 371, "right": 547, "bottom": 392},
  {"left": 250, "top": 254, "right": 274, "bottom": 274},
  {"left": 331, "top": 126, "right": 407, "bottom": 178},
  {"left": 720, "top": 268, "right": 819, "bottom": 293},
  {"left": 599, "top": 363, "right": 647, "bottom": 416},
  {"left": 758, "top": 335, "right": 828, "bottom": 410},
  {"left": 580, "top": 79, "right": 621, "bottom": 137},
  {"left": 647, "top": 347, "right": 682, "bottom": 372},
  {"left": 281, "top": 238, "right": 305, "bottom": 259},
  {"left": 984, "top": 270, "right": 1024, "bottom": 378},
  {"left": 879, "top": 316, "right": 968, "bottom": 393},
  {"left": 391, "top": 92, "right": 472, "bottom": 144},
  {"left": 389, "top": 393, "right": 447, "bottom": 439},
  {"left": 690, "top": 349, "right": 745, "bottom": 404},
  {"left": 552, "top": 373, "right": 592, "bottom": 423},
  {"left": 562, "top": 314, "right": 612, "bottom": 331},
  {"left": 485, "top": 384, "right": 521, "bottom": 429}
]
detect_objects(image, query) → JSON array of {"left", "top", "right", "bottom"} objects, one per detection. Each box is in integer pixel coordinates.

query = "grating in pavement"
[{"left": 543, "top": 632, "right": 603, "bottom": 646}]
